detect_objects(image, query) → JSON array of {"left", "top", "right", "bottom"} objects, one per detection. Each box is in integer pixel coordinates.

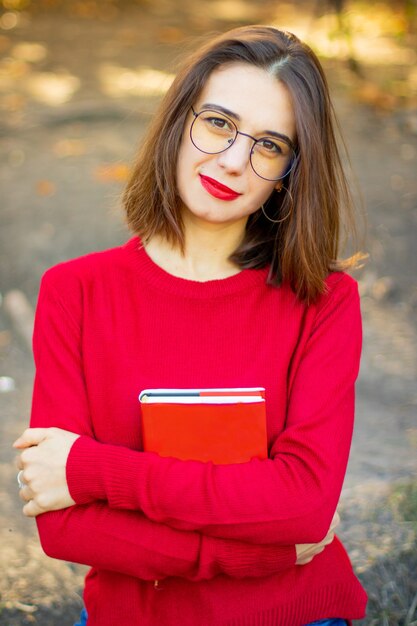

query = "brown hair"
[{"left": 123, "top": 25, "right": 364, "bottom": 303}]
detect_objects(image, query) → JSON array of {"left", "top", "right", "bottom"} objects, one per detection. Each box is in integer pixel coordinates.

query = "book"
[{"left": 139, "top": 387, "right": 267, "bottom": 464}]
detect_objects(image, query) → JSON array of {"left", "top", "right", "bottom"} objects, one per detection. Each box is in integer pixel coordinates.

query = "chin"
[{"left": 193, "top": 212, "right": 230, "bottom": 224}]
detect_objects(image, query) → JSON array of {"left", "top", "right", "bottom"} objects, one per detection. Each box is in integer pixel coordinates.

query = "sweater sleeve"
[
  {"left": 36, "top": 505, "right": 295, "bottom": 581},
  {"left": 68, "top": 273, "right": 361, "bottom": 545},
  {"left": 31, "top": 269, "right": 296, "bottom": 580}
]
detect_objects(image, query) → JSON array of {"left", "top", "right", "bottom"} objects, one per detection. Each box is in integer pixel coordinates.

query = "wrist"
[{"left": 66, "top": 435, "right": 106, "bottom": 504}]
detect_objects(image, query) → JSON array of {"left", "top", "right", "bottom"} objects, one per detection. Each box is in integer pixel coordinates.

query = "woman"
[{"left": 14, "top": 25, "right": 367, "bottom": 626}]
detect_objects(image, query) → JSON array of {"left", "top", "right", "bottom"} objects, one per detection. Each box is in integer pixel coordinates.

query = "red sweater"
[{"left": 30, "top": 236, "right": 367, "bottom": 626}]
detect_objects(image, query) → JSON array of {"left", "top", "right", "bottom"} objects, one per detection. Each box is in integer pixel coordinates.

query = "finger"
[
  {"left": 19, "top": 485, "right": 34, "bottom": 503},
  {"left": 323, "top": 531, "right": 335, "bottom": 546},
  {"left": 23, "top": 499, "right": 45, "bottom": 518},
  {"left": 13, "top": 436, "right": 32, "bottom": 448},
  {"left": 330, "top": 511, "right": 340, "bottom": 531},
  {"left": 15, "top": 455, "right": 24, "bottom": 470},
  {"left": 13, "top": 428, "right": 49, "bottom": 448}
]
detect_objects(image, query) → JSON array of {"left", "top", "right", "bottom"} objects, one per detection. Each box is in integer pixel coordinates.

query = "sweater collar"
[{"left": 123, "top": 236, "right": 269, "bottom": 299}]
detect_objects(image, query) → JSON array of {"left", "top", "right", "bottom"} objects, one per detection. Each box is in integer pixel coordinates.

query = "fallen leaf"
[
  {"left": 0, "top": 34, "right": 11, "bottom": 54},
  {"left": 36, "top": 179, "right": 56, "bottom": 196},
  {"left": 157, "top": 27, "right": 185, "bottom": 44},
  {"left": 94, "top": 163, "right": 130, "bottom": 183},
  {"left": 353, "top": 81, "right": 397, "bottom": 111}
]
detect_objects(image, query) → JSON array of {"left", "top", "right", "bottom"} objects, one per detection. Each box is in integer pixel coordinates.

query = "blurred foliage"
[
  {"left": 390, "top": 478, "right": 417, "bottom": 531},
  {"left": 1, "top": 0, "right": 151, "bottom": 17},
  {"left": 1, "top": 0, "right": 416, "bottom": 114},
  {"left": 0, "top": 0, "right": 415, "bottom": 31},
  {"left": 357, "top": 539, "right": 417, "bottom": 626},
  {"left": 351, "top": 478, "right": 417, "bottom": 625}
]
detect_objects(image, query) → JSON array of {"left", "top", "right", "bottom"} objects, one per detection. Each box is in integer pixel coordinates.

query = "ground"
[{"left": 0, "top": 1, "right": 416, "bottom": 624}]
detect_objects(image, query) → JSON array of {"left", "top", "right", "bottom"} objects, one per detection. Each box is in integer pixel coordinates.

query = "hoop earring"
[{"left": 261, "top": 186, "right": 294, "bottom": 224}]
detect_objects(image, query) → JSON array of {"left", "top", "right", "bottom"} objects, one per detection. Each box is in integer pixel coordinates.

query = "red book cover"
[{"left": 139, "top": 388, "right": 267, "bottom": 464}]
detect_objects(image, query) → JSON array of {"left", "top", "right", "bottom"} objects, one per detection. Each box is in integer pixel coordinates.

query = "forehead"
[{"left": 195, "top": 62, "right": 296, "bottom": 138}]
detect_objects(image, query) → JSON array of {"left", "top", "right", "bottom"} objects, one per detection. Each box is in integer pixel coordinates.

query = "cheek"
[
  {"left": 176, "top": 139, "right": 204, "bottom": 183},
  {"left": 249, "top": 181, "right": 277, "bottom": 207}
]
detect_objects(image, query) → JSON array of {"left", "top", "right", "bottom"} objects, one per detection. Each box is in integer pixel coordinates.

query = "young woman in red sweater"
[{"left": 14, "top": 26, "right": 367, "bottom": 626}]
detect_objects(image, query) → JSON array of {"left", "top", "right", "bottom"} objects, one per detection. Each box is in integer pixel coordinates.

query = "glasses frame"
[{"left": 190, "top": 106, "right": 297, "bottom": 182}]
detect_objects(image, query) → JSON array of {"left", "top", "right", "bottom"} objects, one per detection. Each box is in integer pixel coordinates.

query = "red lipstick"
[{"left": 199, "top": 174, "right": 241, "bottom": 201}]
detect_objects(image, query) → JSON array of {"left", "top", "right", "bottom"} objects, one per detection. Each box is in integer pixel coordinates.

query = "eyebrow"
[{"left": 199, "top": 102, "right": 296, "bottom": 149}]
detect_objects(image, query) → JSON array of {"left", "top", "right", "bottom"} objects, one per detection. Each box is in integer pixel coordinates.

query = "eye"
[
  {"left": 205, "top": 117, "right": 233, "bottom": 133},
  {"left": 257, "top": 138, "right": 283, "bottom": 154},
  {"left": 254, "top": 137, "right": 292, "bottom": 160},
  {"left": 198, "top": 111, "right": 235, "bottom": 134},
  {"left": 210, "top": 117, "right": 225, "bottom": 127}
]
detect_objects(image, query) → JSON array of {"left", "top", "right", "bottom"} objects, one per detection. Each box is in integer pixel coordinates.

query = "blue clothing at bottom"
[
  {"left": 306, "top": 618, "right": 347, "bottom": 626},
  {"left": 74, "top": 608, "right": 88, "bottom": 626},
  {"left": 74, "top": 609, "right": 346, "bottom": 626}
]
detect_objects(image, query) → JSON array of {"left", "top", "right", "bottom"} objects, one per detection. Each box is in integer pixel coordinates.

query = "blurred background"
[{"left": 0, "top": 1, "right": 416, "bottom": 624}]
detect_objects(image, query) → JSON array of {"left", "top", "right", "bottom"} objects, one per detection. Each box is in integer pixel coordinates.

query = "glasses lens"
[
  {"left": 191, "top": 110, "right": 237, "bottom": 154},
  {"left": 250, "top": 138, "right": 295, "bottom": 181}
]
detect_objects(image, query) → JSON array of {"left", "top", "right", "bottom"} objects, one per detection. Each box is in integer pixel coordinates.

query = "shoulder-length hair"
[{"left": 123, "top": 25, "right": 364, "bottom": 303}]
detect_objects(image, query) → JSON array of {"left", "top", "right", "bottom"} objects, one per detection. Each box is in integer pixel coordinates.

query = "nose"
[{"left": 216, "top": 132, "right": 252, "bottom": 175}]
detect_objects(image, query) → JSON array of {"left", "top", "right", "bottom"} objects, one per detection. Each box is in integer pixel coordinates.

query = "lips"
[{"left": 199, "top": 174, "right": 241, "bottom": 201}]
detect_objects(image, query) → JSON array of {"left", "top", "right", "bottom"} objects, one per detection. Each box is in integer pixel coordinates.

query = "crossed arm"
[{"left": 14, "top": 426, "right": 339, "bottom": 577}]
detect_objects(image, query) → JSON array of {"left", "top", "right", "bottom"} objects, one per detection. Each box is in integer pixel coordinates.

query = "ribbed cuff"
[
  {"left": 66, "top": 435, "right": 108, "bottom": 504},
  {"left": 202, "top": 535, "right": 296, "bottom": 579},
  {"left": 66, "top": 435, "right": 149, "bottom": 509}
]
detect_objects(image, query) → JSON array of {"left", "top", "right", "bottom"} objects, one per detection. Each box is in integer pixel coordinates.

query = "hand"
[
  {"left": 295, "top": 510, "right": 340, "bottom": 565},
  {"left": 13, "top": 427, "right": 80, "bottom": 517}
]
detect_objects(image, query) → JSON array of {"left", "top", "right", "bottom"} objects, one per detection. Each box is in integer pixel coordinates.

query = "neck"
[{"left": 144, "top": 215, "right": 247, "bottom": 282}]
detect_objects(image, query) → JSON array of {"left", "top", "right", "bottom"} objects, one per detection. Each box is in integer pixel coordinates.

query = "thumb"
[{"left": 13, "top": 428, "right": 50, "bottom": 448}]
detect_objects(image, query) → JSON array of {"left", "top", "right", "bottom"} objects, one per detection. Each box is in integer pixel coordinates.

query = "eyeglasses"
[{"left": 190, "top": 106, "right": 296, "bottom": 182}]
